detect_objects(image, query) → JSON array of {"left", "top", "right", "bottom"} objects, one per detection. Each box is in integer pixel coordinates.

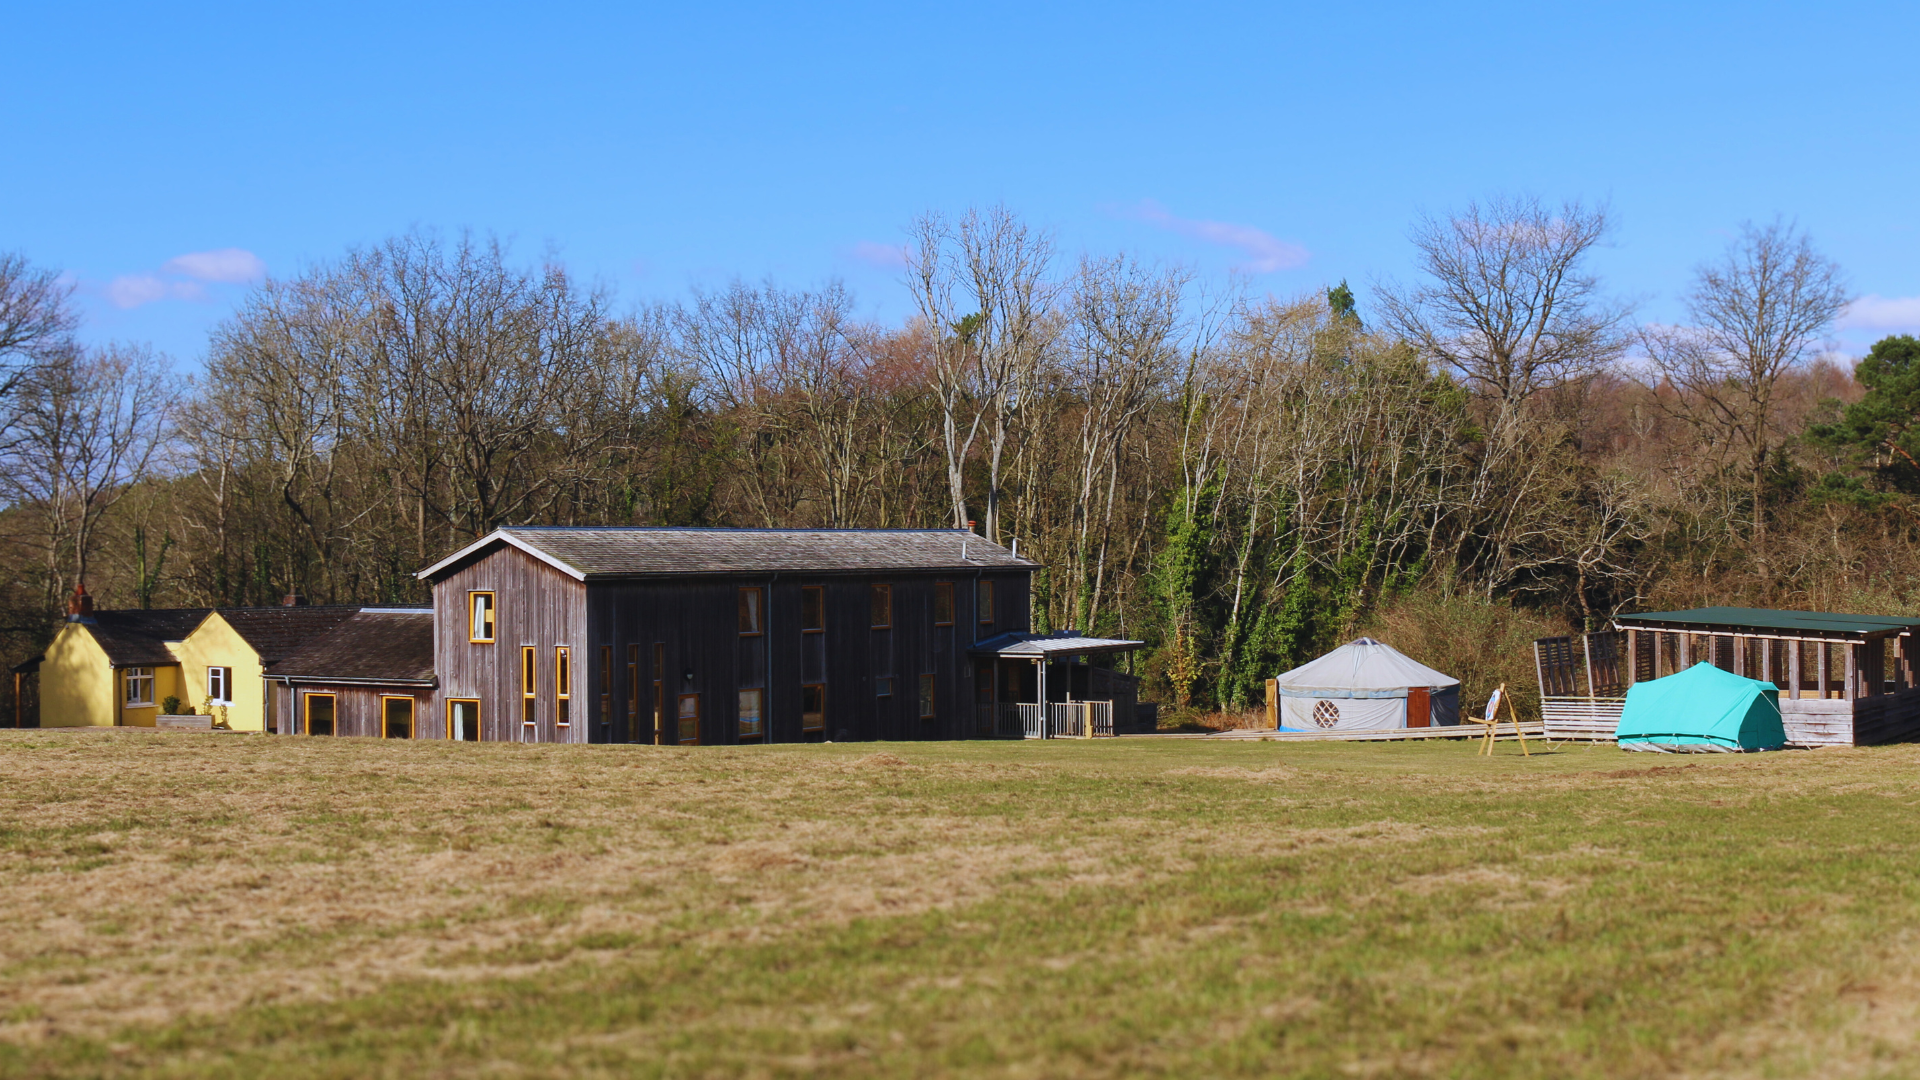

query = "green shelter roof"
[{"left": 1613, "top": 606, "right": 1920, "bottom": 640}]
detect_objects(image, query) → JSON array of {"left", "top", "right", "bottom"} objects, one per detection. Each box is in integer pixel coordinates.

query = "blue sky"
[{"left": 5, "top": 1, "right": 1917, "bottom": 365}]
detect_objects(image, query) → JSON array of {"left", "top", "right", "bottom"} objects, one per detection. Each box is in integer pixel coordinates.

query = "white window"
[
  {"left": 469, "top": 592, "right": 496, "bottom": 642},
  {"left": 207, "top": 666, "right": 232, "bottom": 704},
  {"left": 124, "top": 668, "right": 154, "bottom": 706}
]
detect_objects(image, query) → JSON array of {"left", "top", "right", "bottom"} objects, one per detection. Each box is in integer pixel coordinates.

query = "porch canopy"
[
  {"left": 1611, "top": 606, "right": 1920, "bottom": 701},
  {"left": 969, "top": 630, "right": 1147, "bottom": 661}
]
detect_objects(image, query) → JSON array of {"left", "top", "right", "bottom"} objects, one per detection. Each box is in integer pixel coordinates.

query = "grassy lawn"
[{"left": 2, "top": 732, "right": 1920, "bottom": 1078}]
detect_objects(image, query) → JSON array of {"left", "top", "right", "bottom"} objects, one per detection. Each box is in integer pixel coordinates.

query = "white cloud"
[
  {"left": 848, "top": 240, "right": 909, "bottom": 269},
  {"left": 105, "top": 274, "right": 205, "bottom": 309},
  {"left": 162, "top": 247, "right": 266, "bottom": 284},
  {"left": 1842, "top": 294, "right": 1920, "bottom": 333},
  {"left": 1120, "top": 200, "right": 1309, "bottom": 273}
]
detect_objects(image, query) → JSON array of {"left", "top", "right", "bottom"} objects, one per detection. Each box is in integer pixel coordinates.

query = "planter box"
[{"left": 156, "top": 714, "right": 212, "bottom": 731}]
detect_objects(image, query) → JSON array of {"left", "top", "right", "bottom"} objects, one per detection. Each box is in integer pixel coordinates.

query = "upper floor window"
[
  {"left": 801, "top": 586, "right": 824, "bottom": 632},
  {"left": 870, "top": 584, "right": 891, "bottom": 629},
  {"left": 207, "top": 666, "right": 232, "bottom": 705},
  {"left": 977, "top": 580, "right": 995, "bottom": 624},
  {"left": 738, "top": 587, "right": 764, "bottom": 635},
  {"left": 469, "top": 592, "right": 496, "bottom": 642},
  {"left": 933, "top": 582, "right": 954, "bottom": 626},
  {"left": 124, "top": 667, "right": 154, "bottom": 706}
]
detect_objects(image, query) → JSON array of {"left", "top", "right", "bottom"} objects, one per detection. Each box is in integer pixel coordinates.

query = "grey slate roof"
[
  {"left": 420, "top": 527, "right": 1037, "bottom": 581},
  {"left": 83, "top": 609, "right": 214, "bottom": 666},
  {"left": 212, "top": 606, "right": 362, "bottom": 664},
  {"left": 970, "top": 631, "right": 1146, "bottom": 658},
  {"left": 266, "top": 610, "right": 436, "bottom": 684}
]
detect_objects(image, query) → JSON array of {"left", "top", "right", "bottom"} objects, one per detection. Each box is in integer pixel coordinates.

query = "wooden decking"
[{"left": 1179, "top": 722, "right": 1545, "bottom": 743}]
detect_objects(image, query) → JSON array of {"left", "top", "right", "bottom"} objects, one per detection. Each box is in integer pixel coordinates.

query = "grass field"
[{"left": 3, "top": 731, "right": 1920, "bottom": 1078}]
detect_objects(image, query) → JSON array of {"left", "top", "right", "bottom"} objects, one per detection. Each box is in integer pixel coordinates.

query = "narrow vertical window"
[
  {"left": 555, "top": 646, "right": 572, "bottom": 727},
  {"left": 738, "top": 688, "right": 764, "bottom": 740},
  {"left": 305, "top": 693, "right": 336, "bottom": 737},
  {"left": 933, "top": 582, "right": 954, "bottom": 626},
  {"left": 801, "top": 586, "right": 824, "bottom": 631},
  {"left": 522, "top": 646, "right": 537, "bottom": 726},
  {"left": 870, "top": 584, "right": 891, "bottom": 628},
  {"left": 469, "top": 592, "right": 495, "bottom": 642},
  {"left": 627, "top": 644, "right": 640, "bottom": 741},
  {"left": 600, "top": 645, "right": 613, "bottom": 730},
  {"left": 653, "top": 643, "right": 666, "bottom": 744},
  {"left": 738, "top": 587, "right": 764, "bottom": 635},
  {"left": 677, "top": 692, "right": 701, "bottom": 745},
  {"left": 919, "top": 674, "right": 936, "bottom": 720},
  {"left": 801, "top": 684, "right": 825, "bottom": 733},
  {"left": 977, "top": 580, "right": 995, "bottom": 624},
  {"left": 382, "top": 696, "right": 414, "bottom": 739}
]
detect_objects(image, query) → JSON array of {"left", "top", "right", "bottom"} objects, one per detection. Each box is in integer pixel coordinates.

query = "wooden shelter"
[
  {"left": 1536, "top": 607, "right": 1920, "bottom": 747},
  {"left": 968, "top": 631, "right": 1145, "bottom": 737}
]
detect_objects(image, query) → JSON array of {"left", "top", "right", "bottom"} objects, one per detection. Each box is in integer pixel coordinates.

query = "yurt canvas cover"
[
  {"left": 1273, "top": 638, "right": 1460, "bottom": 731},
  {"left": 1615, "top": 662, "right": 1786, "bottom": 752}
]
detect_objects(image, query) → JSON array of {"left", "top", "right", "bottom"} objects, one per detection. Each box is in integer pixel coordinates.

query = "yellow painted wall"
[
  {"left": 169, "top": 613, "right": 266, "bottom": 731},
  {"left": 39, "top": 624, "right": 116, "bottom": 728}
]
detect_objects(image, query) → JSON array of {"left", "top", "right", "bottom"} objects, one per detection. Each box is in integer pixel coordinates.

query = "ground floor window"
[
  {"left": 919, "top": 674, "right": 936, "bottom": 720},
  {"left": 207, "top": 666, "right": 232, "bottom": 705},
  {"left": 124, "top": 667, "right": 154, "bottom": 706},
  {"left": 447, "top": 698, "right": 480, "bottom": 741},
  {"left": 305, "top": 693, "right": 336, "bottom": 736},
  {"left": 802, "top": 684, "right": 825, "bottom": 733},
  {"left": 383, "top": 696, "right": 414, "bottom": 739},
  {"left": 738, "top": 688, "right": 763, "bottom": 741},
  {"left": 677, "top": 693, "right": 701, "bottom": 745}
]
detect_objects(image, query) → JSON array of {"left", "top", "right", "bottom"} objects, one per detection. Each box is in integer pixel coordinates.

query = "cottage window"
[
  {"left": 469, "top": 592, "right": 496, "bottom": 643},
  {"left": 677, "top": 692, "right": 701, "bottom": 745},
  {"left": 801, "top": 684, "right": 825, "bottom": 733},
  {"left": 305, "top": 693, "right": 336, "bottom": 737},
  {"left": 977, "top": 581, "right": 995, "bottom": 624},
  {"left": 801, "top": 586, "right": 824, "bottom": 632},
  {"left": 933, "top": 582, "right": 954, "bottom": 626},
  {"left": 739, "top": 587, "right": 764, "bottom": 635},
  {"left": 555, "top": 646, "right": 571, "bottom": 727},
  {"left": 919, "top": 674, "right": 936, "bottom": 720},
  {"left": 738, "top": 688, "right": 764, "bottom": 740},
  {"left": 206, "top": 666, "right": 232, "bottom": 705},
  {"left": 383, "top": 696, "right": 414, "bottom": 739},
  {"left": 124, "top": 667, "right": 154, "bottom": 706},
  {"left": 522, "top": 646, "right": 537, "bottom": 726},
  {"left": 870, "top": 584, "right": 891, "bottom": 629},
  {"left": 447, "top": 699, "right": 480, "bottom": 741}
]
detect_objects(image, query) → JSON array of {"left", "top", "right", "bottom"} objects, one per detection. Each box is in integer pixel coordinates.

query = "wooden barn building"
[
  {"left": 413, "top": 527, "right": 1082, "bottom": 744},
  {"left": 265, "top": 609, "right": 437, "bottom": 738}
]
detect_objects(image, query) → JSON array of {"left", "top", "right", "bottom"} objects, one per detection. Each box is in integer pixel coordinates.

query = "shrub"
[{"left": 1359, "top": 586, "right": 1569, "bottom": 722}]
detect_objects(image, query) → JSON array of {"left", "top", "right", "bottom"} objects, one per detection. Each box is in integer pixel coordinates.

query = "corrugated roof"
[
  {"left": 211, "top": 606, "right": 362, "bottom": 663},
  {"left": 82, "top": 609, "right": 213, "bottom": 665},
  {"left": 969, "top": 631, "right": 1146, "bottom": 658},
  {"left": 266, "top": 610, "right": 436, "bottom": 683},
  {"left": 419, "top": 527, "right": 1037, "bottom": 581},
  {"left": 1613, "top": 606, "right": 1920, "bottom": 639}
]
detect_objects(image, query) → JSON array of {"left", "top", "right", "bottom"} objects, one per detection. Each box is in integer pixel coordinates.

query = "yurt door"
[{"left": 1407, "top": 687, "right": 1430, "bottom": 728}]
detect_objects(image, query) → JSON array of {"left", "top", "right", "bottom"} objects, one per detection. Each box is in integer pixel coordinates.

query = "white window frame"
[
  {"left": 206, "top": 666, "right": 232, "bottom": 705},
  {"left": 124, "top": 667, "right": 154, "bottom": 706}
]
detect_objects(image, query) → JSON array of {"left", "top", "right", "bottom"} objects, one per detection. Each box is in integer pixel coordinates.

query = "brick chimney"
[
  {"left": 281, "top": 594, "right": 308, "bottom": 607},
  {"left": 66, "top": 582, "right": 94, "bottom": 623}
]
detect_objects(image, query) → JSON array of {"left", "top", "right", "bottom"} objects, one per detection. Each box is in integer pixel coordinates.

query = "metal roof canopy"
[
  {"left": 969, "top": 631, "right": 1146, "bottom": 659},
  {"left": 1613, "top": 606, "right": 1920, "bottom": 642}
]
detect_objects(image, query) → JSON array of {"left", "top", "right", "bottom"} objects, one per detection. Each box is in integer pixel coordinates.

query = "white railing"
[
  {"left": 1000, "top": 701, "right": 1115, "bottom": 738},
  {"left": 1540, "top": 696, "right": 1626, "bottom": 740}
]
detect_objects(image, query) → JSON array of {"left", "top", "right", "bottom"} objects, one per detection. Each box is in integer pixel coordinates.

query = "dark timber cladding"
[
  {"left": 1611, "top": 605, "right": 1920, "bottom": 747},
  {"left": 418, "top": 527, "right": 1037, "bottom": 744}
]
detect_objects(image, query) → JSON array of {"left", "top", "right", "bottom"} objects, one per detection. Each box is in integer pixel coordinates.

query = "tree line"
[{"left": 5, "top": 199, "right": 1917, "bottom": 715}]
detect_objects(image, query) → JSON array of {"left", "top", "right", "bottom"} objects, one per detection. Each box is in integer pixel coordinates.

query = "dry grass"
[{"left": 3, "top": 731, "right": 1920, "bottom": 1077}]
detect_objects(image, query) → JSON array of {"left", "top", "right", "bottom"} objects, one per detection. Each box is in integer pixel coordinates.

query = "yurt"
[{"left": 1272, "top": 638, "right": 1461, "bottom": 731}]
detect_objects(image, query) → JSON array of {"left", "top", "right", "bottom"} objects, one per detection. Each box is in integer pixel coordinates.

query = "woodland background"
[{"left": 6, "top": 198, "right": 1919, "bottom": 720}]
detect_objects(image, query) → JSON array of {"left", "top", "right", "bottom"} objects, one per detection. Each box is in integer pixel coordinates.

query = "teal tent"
[{"left": 1615, "top": 662, "right": 1786, "bottom": 752}]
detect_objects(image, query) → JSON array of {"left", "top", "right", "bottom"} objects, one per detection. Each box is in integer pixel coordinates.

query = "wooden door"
[{"left": 1407, "top": 687, "right": 1430, "bottom": 728}]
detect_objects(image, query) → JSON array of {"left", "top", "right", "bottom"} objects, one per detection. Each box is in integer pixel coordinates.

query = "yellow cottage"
[{"left": 28, "top": 597, "right": 359, "bottom": 731}]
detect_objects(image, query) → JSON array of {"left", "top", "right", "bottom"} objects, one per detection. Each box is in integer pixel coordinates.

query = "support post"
[
  {"left": 1818, "top": 641, "right": 1831, "bottom": 700},
  {"left": 1732, "top": 636, "right": 1746, "bottom": 677},
  {"left": 1902, "top": 634, "right": 1915, "bottom": 692},
  {"left": 1627, "top": 629, "right": 1639, "bottom": 684},
  {"left": 1761, "top": 638, "right": 1773, "bottom": 687},
  {"left": 1679, "top": 633, "right": 1691, "bottom": 669},
  {"left": 1788, "top": 639, "right": 1801, "bottom": 700},
  {"left": 1846, "top": 643, "right": 1859, "bottom": 701}
]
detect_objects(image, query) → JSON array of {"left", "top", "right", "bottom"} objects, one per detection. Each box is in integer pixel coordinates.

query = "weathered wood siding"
[
  {"left": 280, "top": 683, "right": 435, "bottom": 739},
  {"left": 1850, "top": 685, "right": 1920, "bottom": 746},
  {"left": 1778, "top": 698, "right": 1851, "bottom": 747},
  {"left": 584, "top": 569, "right": 1031, "bottom": 745},
  {"left": 431, "top": 545, "right": 589, "bottom": 744}
]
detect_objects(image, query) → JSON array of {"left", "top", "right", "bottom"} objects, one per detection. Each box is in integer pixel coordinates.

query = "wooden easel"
[{"left": 1474, "top": 683, "right": 1529, "bottom": 757}]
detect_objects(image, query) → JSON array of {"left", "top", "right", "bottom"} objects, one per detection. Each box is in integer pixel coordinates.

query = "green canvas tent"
[{"left": 1615, "top": 662, "right": 1786, "bottom": 752}]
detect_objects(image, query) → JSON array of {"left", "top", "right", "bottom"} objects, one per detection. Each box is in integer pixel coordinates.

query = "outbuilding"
[{"left": 1270, "top": 637, "right": 1460, "bottom": 732}]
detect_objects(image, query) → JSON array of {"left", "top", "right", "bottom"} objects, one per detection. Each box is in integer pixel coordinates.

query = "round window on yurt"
[{"left": 1311, "top": 700, "right": 1341, "bottom": 729}]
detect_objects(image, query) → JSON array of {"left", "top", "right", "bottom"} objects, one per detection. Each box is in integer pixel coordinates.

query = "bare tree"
[
  {"left": 0, "top": 253, "right": 78, "bottom": 412},
  {"left": 1643, "top": 220, "right": 1850, "bottom": 571}
]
